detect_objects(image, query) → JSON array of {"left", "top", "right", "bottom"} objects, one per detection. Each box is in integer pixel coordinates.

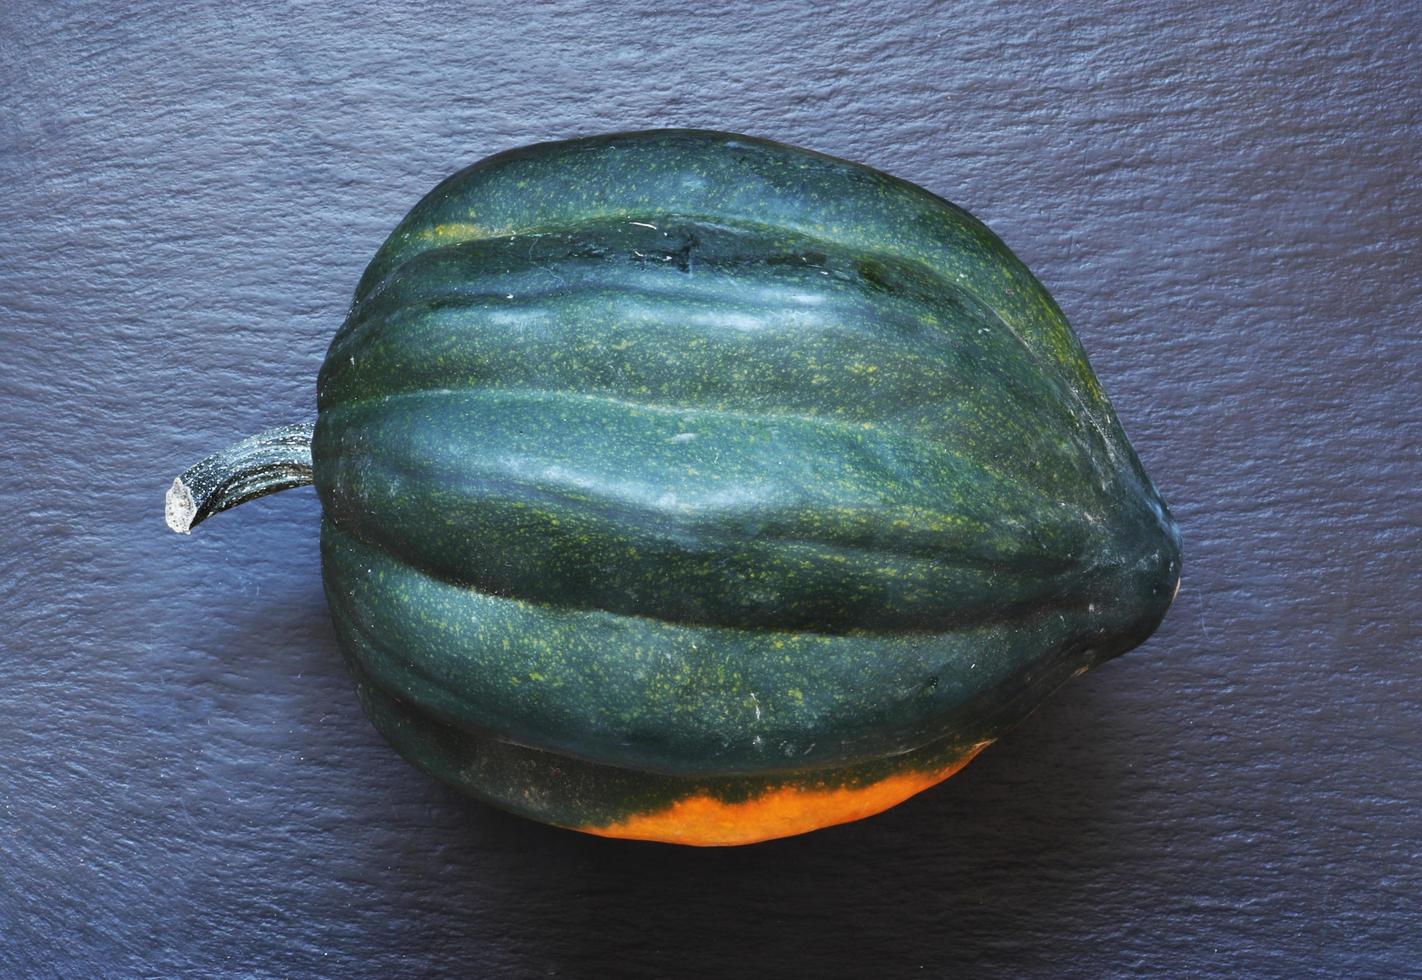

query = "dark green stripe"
[
  {"left": 349, "top": 130, "right": 1104, "bottom": 415},
  {"left": 314, "top": 386, "right": 1104, "bottom": 631},
  {"left": 320, "top": 220, "right": 1106, "bottom": 497},
  {"left": 321, "top": 518, "right": 1146, "bottom": 775},
  {"left": 340, "top": 633, "right": 999, "bottom": 832}
]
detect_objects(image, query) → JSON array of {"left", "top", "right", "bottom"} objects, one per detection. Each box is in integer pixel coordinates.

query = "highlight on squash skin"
[{"left": 578, "top": 741, "right": 990, "bottom": 846}]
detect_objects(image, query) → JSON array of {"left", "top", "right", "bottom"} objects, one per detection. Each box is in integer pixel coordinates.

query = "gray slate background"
[{"left": 2, "top": 2, "right": 1418, "bottom": 976}]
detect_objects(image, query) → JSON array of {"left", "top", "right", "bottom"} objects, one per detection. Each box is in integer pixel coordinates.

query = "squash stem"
[{"left": 165, "top": 422, "right": 315, "bottom": 534}]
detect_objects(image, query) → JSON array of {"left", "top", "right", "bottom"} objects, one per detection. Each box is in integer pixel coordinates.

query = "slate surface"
[{"left": 2, "top": 2, "right": 1417, "bottom": 977}]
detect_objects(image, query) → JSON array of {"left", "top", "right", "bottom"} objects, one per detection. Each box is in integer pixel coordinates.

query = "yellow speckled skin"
[{"left": 311, "top": 130, "right": 1181, "bottom": 843}]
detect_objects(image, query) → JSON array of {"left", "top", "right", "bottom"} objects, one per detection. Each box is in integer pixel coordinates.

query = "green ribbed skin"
[{"left": 311, "top": 129, "right": 1181, "bottom": 840}]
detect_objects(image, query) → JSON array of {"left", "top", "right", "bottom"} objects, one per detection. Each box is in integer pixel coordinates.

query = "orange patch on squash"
[{"left": 580, "top": 742, "right": 990, "bottom": 846}]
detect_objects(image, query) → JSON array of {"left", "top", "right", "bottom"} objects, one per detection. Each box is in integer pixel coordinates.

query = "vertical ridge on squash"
[{"left": 349, "top": 130, "right": 1105, "bottom": 416}]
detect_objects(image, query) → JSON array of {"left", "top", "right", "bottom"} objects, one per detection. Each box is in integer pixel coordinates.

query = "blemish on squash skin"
[
  {"left": 579, "top": 741, "right": 989, "bottom": 846},
  {"left": 416, "top": 222, "right": 487, "bottom": 245}
]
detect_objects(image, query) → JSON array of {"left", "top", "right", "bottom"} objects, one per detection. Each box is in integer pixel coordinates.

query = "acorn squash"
[{"left": 165, "top": 129, "right": 1181, "bottom": 845}]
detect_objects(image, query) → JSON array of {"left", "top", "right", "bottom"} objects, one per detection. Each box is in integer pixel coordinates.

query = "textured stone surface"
[{"left": 1, "top": 2, "right": 1416, "bottom": 976}]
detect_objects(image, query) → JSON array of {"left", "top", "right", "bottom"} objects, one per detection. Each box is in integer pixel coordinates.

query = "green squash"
[{"left": 165, "top": 129, "right": 1181, "bottom": 845}]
